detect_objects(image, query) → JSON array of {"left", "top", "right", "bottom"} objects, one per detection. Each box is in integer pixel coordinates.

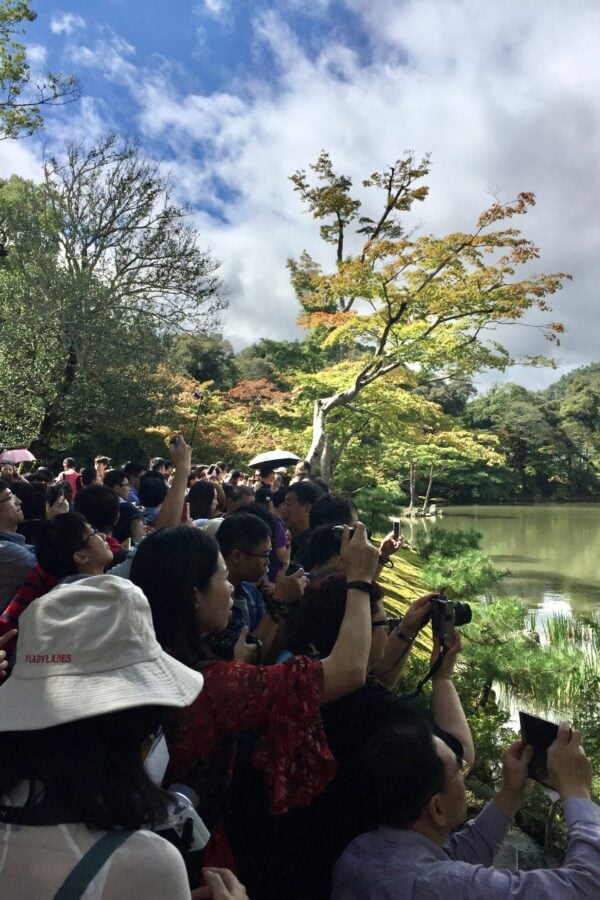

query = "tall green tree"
[
  {"left": 0, "top": 1, "right": 79, "bottom": 139},
  {"left": 288, "top": 151, "right": 568, "bottom": 480},
  {"left": 0, "top": 134, "right": 222, "bottom": 455}
]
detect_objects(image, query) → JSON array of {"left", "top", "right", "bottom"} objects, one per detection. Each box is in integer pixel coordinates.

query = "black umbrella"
[{"left": 248, "top": 449, "right": 301, "bottom": 468}]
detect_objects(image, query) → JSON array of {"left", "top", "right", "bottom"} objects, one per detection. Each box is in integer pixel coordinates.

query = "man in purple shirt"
[{"left": 333, "top": 717, "right": 600, "bottom": 898}]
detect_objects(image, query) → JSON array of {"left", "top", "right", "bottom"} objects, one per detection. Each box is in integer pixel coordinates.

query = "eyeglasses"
[
  {"left": 82, "top": 528, "right": 101, "bottom": 545},
  {"left": 241, "top": 549, "right": 271, "bottom": 560}
]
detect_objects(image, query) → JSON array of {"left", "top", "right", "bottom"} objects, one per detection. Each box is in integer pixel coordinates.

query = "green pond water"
[{"left": 401, "top": 504, "right": 600, "bottom": 621}]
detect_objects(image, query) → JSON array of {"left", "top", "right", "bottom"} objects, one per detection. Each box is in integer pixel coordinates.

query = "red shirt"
[{"left": 167, "top": 655, "right": 336, "bottom": 816}]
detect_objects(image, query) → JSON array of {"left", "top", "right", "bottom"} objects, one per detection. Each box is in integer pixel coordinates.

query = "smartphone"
[
  {"left": 392, "top": 518, "right": 400, "bottom": 539},
  {"left": 519, "top": 711, "right": 559, "bottom": 787}
]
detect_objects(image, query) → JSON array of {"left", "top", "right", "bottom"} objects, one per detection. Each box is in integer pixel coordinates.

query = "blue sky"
[{"left": 5, "top": 1, "right": 600, "bottom": 389}]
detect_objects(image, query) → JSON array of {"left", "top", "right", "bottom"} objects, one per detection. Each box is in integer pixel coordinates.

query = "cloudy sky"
[{"left": 8, "top": 0, "right": 600, "bottom": 389}]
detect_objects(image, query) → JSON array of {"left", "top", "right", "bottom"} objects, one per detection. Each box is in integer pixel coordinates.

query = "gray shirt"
[
  {"left": 0, "top": 531, "right": 36, "bottom": 612},
  {"left": 333, "top": 797, "right": 600, "bottom": 898}
]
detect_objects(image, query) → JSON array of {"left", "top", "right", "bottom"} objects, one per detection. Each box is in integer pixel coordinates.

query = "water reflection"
[{"left": 418, "top": 504, "right": 600, "bottom": 616}]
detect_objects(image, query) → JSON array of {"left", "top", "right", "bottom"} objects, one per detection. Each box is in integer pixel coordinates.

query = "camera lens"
[{"left": 453, "top": 601, "right": 472, "bottom": 627}]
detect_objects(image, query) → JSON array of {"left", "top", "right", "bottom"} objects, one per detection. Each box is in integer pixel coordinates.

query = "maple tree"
[{"left": 288, "top": 151, "right": 569, "bottom": 480}]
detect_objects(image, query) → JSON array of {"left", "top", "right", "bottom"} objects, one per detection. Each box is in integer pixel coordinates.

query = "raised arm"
[
  {"left": 153, "top": 435, "right": 191, "bottom": 531},
  {"left": 320, "top": 523, "right": 380, "bottom": 704},
  {"left": 371, "top": 593, "right": 433, "bottom": 690},
  {"left": 431, "top": 634, "right": 475, "bottom": 767}
]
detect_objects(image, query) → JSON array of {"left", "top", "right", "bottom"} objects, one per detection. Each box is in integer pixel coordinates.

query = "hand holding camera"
[
  {"left": 274, "top": 566, "right": 307, "bottom": 605},
  {"left": 168, "top": 433, "right": 192, "bottom": 472},
  {"left": 430, "top": 633, "right": 462, "bottom": 680},
  {"left": 340, "top": 522, "right": 379, "bottom": 583}
]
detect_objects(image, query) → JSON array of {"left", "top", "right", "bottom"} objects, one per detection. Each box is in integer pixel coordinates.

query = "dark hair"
[
  {"left": 254, "top": 486, "right": 273, "bottom": 506},
  {"left": 124, "top": 461, "right": 146, "bottom": 478},
  {"left": 188, "top": 480, "right": 216, "bottom": 519},
  {"left": 258, "top": 464, "right": 274, "bottom": 478},
  {"left": 286, "top": 572, "right": 383, "bottom": 657},
  {"left": 138, "top": 472, "right": 169, "bottom": 508},
  {"left": 214, "top": 483, "right": 226, "bottom": 513},
  {"left": 35, "top": 512, "right": 90, "bottom": 578},
  {"left": 310, "top": 475, "right": 330, "bottom": 494},
  {"left": 286, "top": 481, "right": 323, "bottom": 507},
  {"left": 103, "top": 468, "right": 128, "bottom": 491},
  {"left": 232, "top": 485, "right": 254, "bottom": 504},
  {"left": 271, "top": 487, "right": 287, "bottom": 509},
  {"left": 74, "top": 484, "right": 120, "bottom": 532},
  {"left": 130, "top": 526, "right": 219, "bottom": 667},
  {"left": 77, "top": 467, "right": 97, "bottom": 490},
  {"left": 304, "top": 525, "right": 346, "bottom": 569},
  {"left": 0, "top": 477, "right": 10, "bottom": 494},
  {"left": 365, "top": 717, "right": 446, "bottom": 829},
  {"left": 295, "top": 460, "right": 311, "bottom": 473},
  {"left": 0, "top": 707, "right": 170, "bottom": 830},
  {"left": 222, "top": 483, "right": 236, "bottom": 502},
  {"left": 216, "top": 511, "right": 271, "bottom": 557},
  {"left": 231, "top": 503, "right": 277, "bottom": 539},
  {"left": 150, "top": 457, "right": 166, "bottom": 471},
  {"left": 9, "top": 480, "right": 36, "bottom": 520},
  {"left": 309, "top": 494, "right": 357, "bottom": 529},
  {"left": 94, "top": 456, "right": 110, "bottom": 466},
  {"left": 63, "top": 457, "right": 75, "bottom": 468}
]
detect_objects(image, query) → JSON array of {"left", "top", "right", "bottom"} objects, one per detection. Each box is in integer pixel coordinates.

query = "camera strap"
[{"left": 412, "top": 646, "right": 449, "bottom": 696}]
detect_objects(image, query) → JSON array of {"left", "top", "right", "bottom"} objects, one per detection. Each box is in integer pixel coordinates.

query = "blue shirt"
[
  {"left": 333, "top": 797, "right": 600, "bottom": 899},
  {"left": 0, "top": 531, "right": 36, "bottom": 612}
]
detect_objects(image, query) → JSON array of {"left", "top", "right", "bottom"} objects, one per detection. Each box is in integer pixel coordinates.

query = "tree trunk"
[
  {"left": 29, "top": 344, "right": 78, "bottom": 459},
  {"left": 307, "top": 399, "right": 326, "bottom": 469},
  {"left": 421, "top": 463, "right": 435, "bottom": 513},
  {"left": 320, "top": 433, "right": 333, "bottom": 484},
  {"left": 408, "top": 460, "right": 418, "bottom": 509}
]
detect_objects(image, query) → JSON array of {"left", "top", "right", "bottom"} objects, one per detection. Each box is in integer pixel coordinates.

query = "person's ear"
[
  {"left": 425, "top": 792, "right": 447, "bottom": 829},
  {"left": 73, "top": 547, "right": 89, "bottom": 567}
]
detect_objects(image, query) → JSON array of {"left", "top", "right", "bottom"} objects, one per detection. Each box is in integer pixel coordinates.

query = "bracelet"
[
  {"left": 395, "top": 630, "right": 415, "bottom": 644},
  {"left": 346, "top": 580, "right": 373, "bottom": 593},
  {"left": 378, "top": 554, "right": 394, "bottom": 569}
]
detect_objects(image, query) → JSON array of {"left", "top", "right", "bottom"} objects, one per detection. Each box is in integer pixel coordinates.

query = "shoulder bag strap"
[{"left": 53, "top": 831, "right": 132, "bottom": 900}]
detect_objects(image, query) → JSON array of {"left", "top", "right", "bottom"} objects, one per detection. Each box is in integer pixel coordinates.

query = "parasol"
[
  {"left": 0, "top": 448, "right": 36, "bottom": 463},
  {"left": 248, "top": 449, "right": 301, "bottom": 469}
]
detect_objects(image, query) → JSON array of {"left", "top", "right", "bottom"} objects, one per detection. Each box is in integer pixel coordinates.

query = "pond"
[
  {"left": 401, "top": 504, "right": 600, "bottom": 622},
  {"left": 403, "top": 504, "right": 600, "bottom": 719}
]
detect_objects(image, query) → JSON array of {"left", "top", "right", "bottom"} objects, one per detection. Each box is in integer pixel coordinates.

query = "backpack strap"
[{"left": 53, "top": 831, "right": 132, "bottom": 900}]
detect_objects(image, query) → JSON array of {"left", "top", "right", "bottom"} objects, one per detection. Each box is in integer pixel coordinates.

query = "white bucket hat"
[{"left": 0, "top": 575, "right": 203, "bottom": 731}]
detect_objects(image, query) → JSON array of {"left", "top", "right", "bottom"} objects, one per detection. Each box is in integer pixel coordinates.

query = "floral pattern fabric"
[{"left": 167, "top": 655, "right": 336, "bottom": 816}]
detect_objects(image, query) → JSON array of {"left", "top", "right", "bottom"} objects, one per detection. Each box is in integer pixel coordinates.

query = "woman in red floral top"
[{"left": 130, "top": 521, "right": 379, "bottom": 867}]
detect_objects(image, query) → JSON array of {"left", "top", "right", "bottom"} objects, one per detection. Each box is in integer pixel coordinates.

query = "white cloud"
[
  {"left": 50, "top": 13, "right": 86, "bottom": 35},
  {"left": 11, "top": 2, "right": 600, "bottom": 388},
  {"left": 0, "top": 140, "right": 42, "bottom": 182},
  {"left": 196, "top": 0, "right": 232, "bottom": 19},
  {"left": 26, "top": 43, "right": 47, "bottom": 66}
]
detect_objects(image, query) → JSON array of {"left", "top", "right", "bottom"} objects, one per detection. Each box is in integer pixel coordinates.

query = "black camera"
[
  {"left": 331, "top": 525, "right": 356, "bottom": 546},
  {"left": 430, "top": 595, "right": 472, "bottom": 648}
]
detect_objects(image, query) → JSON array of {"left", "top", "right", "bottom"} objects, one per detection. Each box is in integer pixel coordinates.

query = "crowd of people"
[{"left": 0, "top": 437, "right": 598, "bottom": 899}]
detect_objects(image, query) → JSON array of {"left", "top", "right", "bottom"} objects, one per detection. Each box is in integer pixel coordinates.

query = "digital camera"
[{"left": 430, "top": 595, "right": 472, "bottom": 648}]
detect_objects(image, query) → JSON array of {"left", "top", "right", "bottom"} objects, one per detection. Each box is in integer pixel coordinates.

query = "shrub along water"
[{"left": 380, "top": 528, "right": 600, "bottom": 855}]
